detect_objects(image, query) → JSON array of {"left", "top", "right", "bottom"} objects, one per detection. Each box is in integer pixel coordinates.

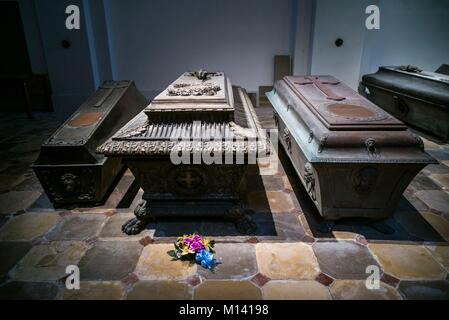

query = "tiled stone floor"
[{"left": 0, "top": 111, "right": 449, "bottom": 300}]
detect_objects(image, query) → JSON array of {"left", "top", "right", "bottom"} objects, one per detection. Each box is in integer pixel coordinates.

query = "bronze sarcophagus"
[
  {"left": 359, "top": 66, "right": 449, "bottom": 140},
  {"left": 33, "top": 80, "right": 148, "bottom": 206},
  {"left": 97, "top": 71, "right": 268, "bottom": 235},
  {"left": 267, "top": 75, "right": 436, "bottom": 220}
]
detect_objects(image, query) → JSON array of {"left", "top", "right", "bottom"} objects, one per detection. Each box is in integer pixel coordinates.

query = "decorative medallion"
[
  {"left": 283, "top": 128, "right": 292, "bottom": 153},
  {"left": 320, "top": 102, "right": 388, "bottom": 122},
  {"left": 61, "top": 173, "right": 80, "bottom": 194},
  {"left": 352, "top": 167, "right": 379, "bottom": 195},
  {"left": 304, "top": 163, "right": 316, "bottom": 201},
  {"left": 67, "top": 112, "right": 103, "bottom": 127},
  {"left": 273, "top": 111, "right": 279, "bottom": 127},
  {"left": 365, "top": 138, "right": 379, "bottom": 157},
  {"left": 167, "top": 82, "right": 221, "bottom": 96},
  {"left": 318, "top": 134, "right": 329, "bottom": 153}
]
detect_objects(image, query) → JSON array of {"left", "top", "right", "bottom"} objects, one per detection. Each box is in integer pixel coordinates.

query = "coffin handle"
[{"left": 393, "top": 95, "right": 409, "bottom": 117}]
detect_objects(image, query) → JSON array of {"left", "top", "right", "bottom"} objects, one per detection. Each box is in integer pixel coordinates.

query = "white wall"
[
  {"left": 292, "top": 0, "right": 314, "bottom": 75},
  {"left": 360, "top": 0, "right": 449, "bottom": 77},
  {"left": 104, "top": 0, "right": 294, "bottom": 97},
  {"left": 17, "top": 0, "right": 449, "bottom": 115},
  {"left": 310, "top": 0, "right": 368, "bottom": 89},
  {"left": 34, "top": 0, "right": 97, "bottom": 115}
]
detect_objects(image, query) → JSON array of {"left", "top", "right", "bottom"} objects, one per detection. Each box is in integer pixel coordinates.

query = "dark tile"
[
  {"left": 313, "top": 241, "right": 380, "bottom": 279},
  {"left": 315, "top": 272, "right": 334, "bottom": 286},
  {"left": 47, "top": 214, "right": 107, "bottom": 241},
  {"left": 427, "top": 150, "right": 449, "bottom": 161},
  {"left": 416, "top": 190, "right": 449, "bottom": 214},
  {"left": 381, "top": 273, "right": 400, "bottom": 288},
  {"left": 251, "top": 273, "right": 271, "bottom": 287},
  {"left": 261, "top": 175, "right": 286, "bottom": 191},
  {"left": 0, "top": 242, "right": 32, "bottom": 276},
  {"left": 121, "top": 273, "right": 139, "bottom": 286},
  {"left": 394, "top": 211, "right": 444, "bottom": 242},
  {"left": 186, "top": 275, "right": 201, "bottom": 287},
  {"left": 0, "top": 281, "right": 59, "bottom": 300},
  {"left": 246, "top": 237, "right": 259, "bottom": 244},
  {"left": 0, "top": 216, "right": 9, "bottom": 229},
  {"left": 423, "top": 164, "right": 449, "bottom": 175},
  {"left": 410, "top": 174, "right": 440, "bottom": 191},
  {"left": 399, "top": 281, "right": 449, "bottom": 300},
  {"left": 272, "top": 213, "right": 306, "bottom": 240},
  {"left": 79, "top": 241, "right": 143, "bottom": 281},
  {"left": 28, "top": 193, "right": 55, "bottom": 210}
]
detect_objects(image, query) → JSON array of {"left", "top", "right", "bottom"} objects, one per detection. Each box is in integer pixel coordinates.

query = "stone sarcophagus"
[
  {"left": 360, "top": 66, "right": 449, "bottom": 141},
  {"left": 33, "top": 81, "right": 148, "bottom": 206},
  {"left": 97, "top": 71, "right": 268, "bottom": 234},
  {"left": 267, "top": 75, "right": 436, "bottom": 220}
]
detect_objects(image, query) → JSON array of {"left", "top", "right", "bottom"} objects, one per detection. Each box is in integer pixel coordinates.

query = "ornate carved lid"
[
  {"left": 146, "top": 71, "right": 234, "bottom": 115},
  {"left": 283, "top": 75, "right": 405, "bottom": 131}
]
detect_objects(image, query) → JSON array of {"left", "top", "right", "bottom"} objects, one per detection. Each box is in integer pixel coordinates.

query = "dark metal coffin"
[
  {"left": 97, "top": 71, "right": 268, "bottom": 234},
  {"left": 360, "top": 66, "right": 449, "bottom": 140},
  {"left": 33, "top": 80, "right": 148, "bottom": 205},
  {"left": 267, "top": 75, "right": 436, "bottom": 220}
]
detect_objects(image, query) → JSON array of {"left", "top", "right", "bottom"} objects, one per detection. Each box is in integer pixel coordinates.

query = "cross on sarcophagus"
[
  {"left": 176, "top": 169, "right": 203, "bottom": 189},
  {"left": 295, "top": 76, "right": 346, "bottom": 101}
]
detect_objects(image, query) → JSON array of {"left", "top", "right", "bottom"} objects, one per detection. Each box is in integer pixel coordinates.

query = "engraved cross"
[
  {"left": 178, "top": 170, "right": 202, "bottom": 189},
  {"left": 295, "top": 76, "right": 346, "bottom": 101}
]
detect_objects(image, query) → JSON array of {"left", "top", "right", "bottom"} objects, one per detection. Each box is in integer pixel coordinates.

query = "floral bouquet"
[{"left": 168, "top": 233, "right": 218, "bottom": 270}]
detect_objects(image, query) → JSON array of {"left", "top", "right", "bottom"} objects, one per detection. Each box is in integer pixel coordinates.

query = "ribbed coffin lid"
[
  {"left": 146, "top": 72, "right": 234, "bottom": 113},
  {"left": 284, "top": 76, "right": 406, "bottom": 131}
]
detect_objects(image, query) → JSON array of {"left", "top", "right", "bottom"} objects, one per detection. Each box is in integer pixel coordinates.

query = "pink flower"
[{"left": 190, "top": 241, "right": 205, "bottom": 253}]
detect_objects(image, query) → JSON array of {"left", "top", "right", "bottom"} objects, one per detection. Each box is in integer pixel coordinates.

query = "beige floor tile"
[
  {"left": 330, "top": 280, "right": 402, "bottom": 300},
  {"left": 369, "top": 243, "right": 446, "bottom": 280},
  {"left": 10, "top": 241, "right": 88, "bottom": 282},
  {"left": 0, "top": 212, "right": 61, "bottom": 241},
  {"left": 256, "top": 243, "right": 320, "bottom": 280},
  {"left": 262, "top": 280, "right": 331, "bottom": 300},
  {"left": 430, "top": 174, "right": 449, "bottom": 189},
  {"left": 247, "top": 191, "right": 294, "bottom": 213},
  {"left": 126, "top": 281, "right": 192, "bottom": 300},
  {"left": 425, "top": 245, "right": 449, "bottom": 272},
  {"left": 60, "top": 282, "right": 124, "bottom": 300},
  {"left": 0, "top": 191, "right": 41, "bottom": 214},
  {"left": 194, "top": 281, "right": 262, "bottom": 300},
  {"left": 135, "top": 244, "right": 197, "bottom": 281}
]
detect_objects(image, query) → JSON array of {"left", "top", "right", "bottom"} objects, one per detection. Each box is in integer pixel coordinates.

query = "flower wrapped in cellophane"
[{"left": 168, "top": 233, "right": 218, "bottom": 270}]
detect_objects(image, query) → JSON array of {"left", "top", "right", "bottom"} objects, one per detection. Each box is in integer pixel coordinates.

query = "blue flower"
[{"left": 195, "top": 249, "right": 216, "bottom": 270}]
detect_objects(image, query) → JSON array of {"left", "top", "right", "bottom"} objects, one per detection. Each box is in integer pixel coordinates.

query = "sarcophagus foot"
[
  {"left": 267, "top": 75, "right": 436, "bottom": 220},
  {"left": 360, "top": 65, "right": 449, "bottom": 141},
  {"left": 97, "top": 71, "right": 268, "bottom": 235},
  {"left": 33, "top": 81, "right": 148, "bottom": 206}
]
